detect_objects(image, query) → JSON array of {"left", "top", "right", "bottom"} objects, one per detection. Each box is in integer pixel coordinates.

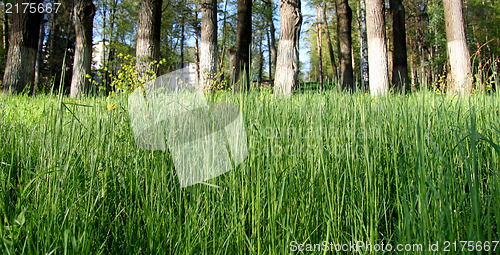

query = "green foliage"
[
  {"left": 206, "top": 66, "right": 229, "bottom": 91},
  {"left": 89, "top": 54, "right": 166, "bottom": 94}
]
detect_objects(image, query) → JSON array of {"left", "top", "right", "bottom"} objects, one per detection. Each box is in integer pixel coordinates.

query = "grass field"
[{"left": 1, "top": 89, "right": 500, "bottom": 254}]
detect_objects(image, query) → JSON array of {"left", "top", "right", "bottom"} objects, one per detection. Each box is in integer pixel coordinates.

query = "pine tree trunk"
[
  {"left": 2, "top": 0, "right": 43, "bottom": 94},
  {"left": 180, "top": 0, "right": 185, "bottom": 68},
  {"left": 194, "top": 4, "right": 200, "bottom": 80},
  {"left": 366, "top": 0, "right": 389, "bottom": 95},
  {"left": 359, "top": 0, "right": 369, "bottom": 91},
  {"left": 274, "top": 0, "right": 302, "bottom": 96},
  {"left": 410, "top": 53, "right": 417, "bottom": 91},
  {"left": 34, "top": 18, "right": 46, "bottom": 94},
  {"left": 135, "top": 0, "right": 162, "bottom": 82},
  {"left": 390, "top": 0, "right": 409, "bottom": 93},
  {"left": 316, "top": 6, "right": 323, "bottom": 91},
  {"left": 257, "top": 32, "right": 264, "bottom": 88},
  {"left": 195, "top": 30, "right": 200, "bottom": 79},
  {"left": 231, "top": 0, "right": 252, "bottom": 92},
  {"left": 264, "top": 0, "right": 277, "bottom": 82},
  {"left": 334, "top": 2, "right": 341, "bottom": 78},
  {"left": 105, "top": 0, "right": 118, "bottom": 93},
  {"left": 322, "top": 0, "right": 338, "bottom": 81},
  {"left": 219, "top": 0, "right": 228, "bottom": 73},
  {"left": 2, "top": 9, "right": 8, "bottom": 49},
  {"left": 70, "top": 0, "right": 95, "bottom": 97},
  {"left": 200, "top": 0, "right": 218, "bottom": 91},
  {"left": 267, "top": 27, "right": 272, "bottom": 81},
  {"left": 443, "top": 0, "right": 472, "bottom": 96},
  {"left": 47, "top": 9, "right": 57, "bottom": 81},
  {"left": 336, "top": 0, "right": 354, "bottom": 92}
]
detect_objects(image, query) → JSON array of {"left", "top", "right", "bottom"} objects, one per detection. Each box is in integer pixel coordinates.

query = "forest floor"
[{"left": 1, "top": 89, "right": 500, "bottom": 253}]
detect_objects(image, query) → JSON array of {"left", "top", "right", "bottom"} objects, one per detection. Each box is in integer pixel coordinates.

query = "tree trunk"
[
  {"left": 218, "top": 0, "right": 228, "bottom": 73},
  {"left": 135, "top": 0, "right": 162, "bottom": 82},
  {"left": 264, "top": 0, "right": 277, "bottom": 82},
  {"left": 336, "top": 0, "right": 354, "bottom": 92},
  {"left": 359, "top": 0, "right": 369, "bottom": 91},
  {"left": 410, "top": 53, "right": 417, "bottom": 91},
  {"left": 105, "top": 0, "right": 118, "bottom": 93},
  {"left": 274, "top": 0, "right": 302, "bottom": 96},
  {"left": 334, "top": 2, "right": 341, "bottom": 78},
  {"left": 257, "top": 32, "right": 264, "bottom": 89},
  {"left": 366, "top": 0, "right": 389, "bottom": 95},
  {"left": 2, "top": 0, "right": 43, "bottom": 94},
  {"left": 231, "top": 0, "right": 252, "bottom": 92},
  {"left": 2, "top": 8, "right": 8, "bottom": 49},
  {"left": 34, "top": 17, "right": 46, "bottom": 94},
  {"left": 47, "top": 8, "right": 57, "bottom": 81},
  {"left": 323, "top": 0, "right": 337, "bottom": 82},
  {"left": 267, "top": 26, "right": 272, "bottom": 81},
  {"left": 200, "top": 0, "right": 218, "bottom": 91},
  {"left": 443, "top": 0, "right": 472, "bottom": 96},
  {"left": 180, "top": 0, "right": 185, "bottom": 68},
  {"left": 70, "top": 0, "right": 95, "bottom": 97},
  {"left": 316, "top": 6, "right": 323, "bottom": 91},
  {"left": 194, "top": 3, "right": 200, "bottom": 80},
  {"left": 195, "top": 29, "right": 200, "bottom": 79},
  {"left": 390, "top": 0, "right": 409, "bottom": 93}
]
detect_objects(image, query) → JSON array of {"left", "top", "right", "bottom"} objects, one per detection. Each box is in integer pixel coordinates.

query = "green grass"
[{"left": 1, "top": 90, "right": 500, "bottom": 254}]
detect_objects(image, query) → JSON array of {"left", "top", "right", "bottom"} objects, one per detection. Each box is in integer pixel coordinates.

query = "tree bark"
[
  {"left": 105, "top": 0, "right": 118, "bottom": 93},
  {"left": 34, "top": 17, "right": 46, "bottom": 94},
  {"left": 231, "top": 0, "right": 252, "bottom": 92},
  {"left": 316, "top": 5, "right": 323, "bottom": 91},
  {"left": 334, "top": 2, "right": 341, "bottom": 78},
  {"left": 70, "top": 0, "right": 95, "bottom": 97},
  {"left": 366, "top": 0, "right": 389, "bottom": 95},
  {"left": 200, "top": 0, "right": 218, "bottom": 91},
  {"left": 322, "top": 0, "right": 337, "bottom": 82},
  {"left": 409, "top": 52, "right": 417, "bottom": 91},
  {"left": 2, "top": 8, "right": 8, "bottom": 49},
  {"left": 274, "top": 0, "right": 302, "bottom": 96},
  {"left": 194, "top": 3, "right": 200, "bottom": 80},
  {"left": 2, "top": 0, "right": 43, "bottom": 94},
  {"left": 180, "top": 0, "right": 185, "bottom": 68},
  {"left": 47, "top": 7, "right": 57, "bottom": 81},
  {"left": 359, "top": 0, "right": 369, "bottom": 91},
  {"left": 135, "top": 0, "right": 162, "bottom": 82},
  {"left": 336, "top": 0, "right": 354, "bottom": 92},
  {"left": 267, "top": 26, "right": 272, "bottom": 81},
  {"left": 264, "top": 0, "right": 277, "bottom": 82},
  {"left": 443, "top": 0, "right": 472, "bottom": 96},
  {"left": 257, "top": 31, "right": 264, "bottom": 88},
  {"left": 390, "top": 0, "right": 409, "bottom": 93},
  {"left": 218, "top": 0, "right": 228, "bottom": 73}
]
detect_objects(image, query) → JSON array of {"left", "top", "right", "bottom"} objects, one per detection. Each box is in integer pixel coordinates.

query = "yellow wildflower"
[{"left": 107, "top": 104, "right": 117, "bottom": 111}]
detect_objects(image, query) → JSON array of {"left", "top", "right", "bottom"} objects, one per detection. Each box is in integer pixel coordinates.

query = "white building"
[{"left": 92, "top": 40, "right": 108, "bottom": 70}]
